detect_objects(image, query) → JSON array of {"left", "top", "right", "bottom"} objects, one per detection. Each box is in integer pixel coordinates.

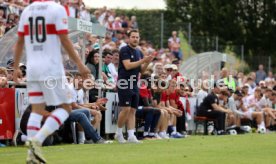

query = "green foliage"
[
  {"left": 165, "top": 0, "right": 276, "bottom": 71},
  {"left": 115, "top": 9, "right": 164, "bottom": 48}
]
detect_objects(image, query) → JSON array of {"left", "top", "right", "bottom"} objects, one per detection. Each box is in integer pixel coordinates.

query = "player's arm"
[
  {"left": 13, "top": 10, "right": 25, "bottom": 83},
  {"left": 59, "top": 34, "right": 90, "bottom": 76},
  {"left": 59, "top": 35, "right": 83, "bottom": 67},
  {"left": 55, "top": 6, "right": 89, "bottom": 77},
  {"left": 13, "top": 36, "right": 25, "bottom": 71}
]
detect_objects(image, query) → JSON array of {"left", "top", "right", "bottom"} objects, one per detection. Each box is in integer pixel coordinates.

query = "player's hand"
[
  {"left": 78, "top": 65, "right": 90, "bottom": 79},
  {"left": 143, "top": 54, "right": 154, "bottom": 63}
]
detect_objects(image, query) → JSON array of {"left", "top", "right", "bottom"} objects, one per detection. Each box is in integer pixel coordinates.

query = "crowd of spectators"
[{"left": 0, "top": 0, "right": 275, "bottom": 147}]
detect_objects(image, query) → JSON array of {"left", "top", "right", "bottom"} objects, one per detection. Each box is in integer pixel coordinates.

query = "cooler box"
[{"left": 0, "top": 88, "right": 15, "bottom": 140}]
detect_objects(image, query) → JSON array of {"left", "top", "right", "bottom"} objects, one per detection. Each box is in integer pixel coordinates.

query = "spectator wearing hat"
[
  {"left": 164, "top": 64, "right": 173, "bottom": 81},
  {"left": 171, "top": 64, "right": 182, "bottom": 80}
]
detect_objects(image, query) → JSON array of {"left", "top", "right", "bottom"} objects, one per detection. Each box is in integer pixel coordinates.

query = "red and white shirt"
[{"left": 18, "top": 0, "right": 68, "bottom": 81}]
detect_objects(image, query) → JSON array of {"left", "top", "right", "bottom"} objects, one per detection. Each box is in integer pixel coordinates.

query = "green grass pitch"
[{"left": 0, "top": 133, "right": 275, "bottom": 164}]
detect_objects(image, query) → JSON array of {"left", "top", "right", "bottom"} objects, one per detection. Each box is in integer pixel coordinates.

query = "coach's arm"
[{"left": 122, "top": 55, "right": 153, "bottom": 71}]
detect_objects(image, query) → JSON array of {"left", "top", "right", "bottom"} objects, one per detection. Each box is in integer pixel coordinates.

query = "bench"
[{"left": 194, "top": 116, "right": 215, "bottom": 135}]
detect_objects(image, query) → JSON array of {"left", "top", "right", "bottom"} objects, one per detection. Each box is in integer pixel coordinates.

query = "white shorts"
[
  {"left": 242, "top": 111, "right": 254, "bottom": 120},
  {"left": 27, "top": 79, "right": 72, "bottom": 106}
]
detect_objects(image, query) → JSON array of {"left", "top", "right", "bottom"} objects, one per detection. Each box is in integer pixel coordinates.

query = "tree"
[{"left": 165, "top": 0, "right": 276, "bottom": 70}]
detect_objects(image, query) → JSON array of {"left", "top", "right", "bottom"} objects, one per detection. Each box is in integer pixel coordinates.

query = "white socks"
[
  {"left": 143, "top": 132, "right": 149, "bottom": 136},
  {"left": 34, "top": 108, "right": 69, "bottom": 144},
  {"left": 172, "top": 126, "right": 177, "bottom": 134},
  {"left": 27, "top": 113, "right": 43, "bottom": 139},
  {"left": 21, "top": 134, "right": 27, "bottom": 142},
  {"left": 116, "top": 127, "right": 123, "bottom": 136},
  {"left": 78, "top": 131, "right": 85, "bottom": 144},
  {"left": 127, "top": 129, "right": 135, "bottom": 138},
  {"left": 258, "top": 121, "right": 265, "bottom": 129}
]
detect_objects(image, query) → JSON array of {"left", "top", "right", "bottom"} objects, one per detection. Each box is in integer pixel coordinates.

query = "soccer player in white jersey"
[{"left": 13, "top": 0, "right": 90, "bottom": 163}]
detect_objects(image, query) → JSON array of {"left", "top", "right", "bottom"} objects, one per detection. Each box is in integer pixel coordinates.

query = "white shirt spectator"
[
  {"left": 228, "top": 96, "right": 244, "bottom": 116},
  {"left": 196, "top": 89, "right": 208, "bottom": 107},
  {"left": 108, "top": 63, "right": 118, "bottom": 83},
  {"left": 80, "top": 9, "right": 91, "bottom": 21},
  {"left": 74, "top": 88, "right": 84, "bottom": 104}
]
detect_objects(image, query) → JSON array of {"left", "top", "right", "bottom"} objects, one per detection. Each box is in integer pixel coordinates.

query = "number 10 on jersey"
[{"left": 28, "top": 16, "right": 46, "bottom": 43}]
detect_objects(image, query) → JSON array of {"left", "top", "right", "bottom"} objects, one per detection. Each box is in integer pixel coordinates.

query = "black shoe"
[
  {"left": 235, "top": 127, "right": 246, "bottom": 134},
  {"left": 12, "top": 130, "right": 24, "bottom": 146},
  {"left": 217, "top": 130, "right": 227, "bottom": 135}
]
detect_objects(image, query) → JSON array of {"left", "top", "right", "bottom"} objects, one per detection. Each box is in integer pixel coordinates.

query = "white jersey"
[{"left": 18, "top": 1, "right": 68, "bottom": 81}]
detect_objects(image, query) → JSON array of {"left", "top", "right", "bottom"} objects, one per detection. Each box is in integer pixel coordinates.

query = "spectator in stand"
[
  {"left": 0, "top": 67, "right": 8, "bottom": 88},
  {"left": 151, "top": 62, "right": 163, "bottom": 79},
  {"left": 112, "top": 17, "right": 122, "bottom": 31},
  {"left": 136, "top": 73, "right": 161, "bottom": 139},
  {"left": 91, "top": 10, "right": 100, "bottom": 23},
  {"left": 0, "top": 18, "right": 5, "bottom": 37},
  {"left": 5, "top": 13, "right": 17, "bottom": 33},
  {"left": 102, "top": 49, "right": 114, "bottom": 84},
  {"left": 85, "top": 50, "right": 99, "bottom": 80},
  {"left": 226, "top": 89, "right": 265, "bottom": 133},
  {"left": 256, "top": 64, "right": 267, "bottom": 84},
  {"left": 168, "top": 31, "right": 182, "bottom": 60},
  {"left": 108, "top": 49, "right": 119, "bottom": 83},
  {"left": 171, "top": 64, "right": 182, "bottom": 80},
  {"left": 160, "top": 80, "right": 184, "bottom": 138},
  {"left": 130, "top": 15, "right": 138, "bottom": 29},
  {"left": 196, "top": 80, "right": 209, "bottom": 107},
  {"left": 220, "top": 67, "right": 236, "bottom": 91},
  {"left": 79, "top": 3, "right": 90, "bottom": 21},
  {"left": 0, "top": 7, "right": 5, "bottom": 19},
  {"left": 245, "top": 77, "right": 255, "bottom": 95},
  {"left": 265, "top": 71, "right": 275, "bottom": 82},
  {"left": 121, "top": 15, "right": 129, "bottom": 33},
  {"left": 164, "top": 64, "right": 173, "bottom": 81}
]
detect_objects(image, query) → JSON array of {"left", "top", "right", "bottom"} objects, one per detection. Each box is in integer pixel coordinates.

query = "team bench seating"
[{"left": 194, "top": 116, "right": 215, "bottom": 135}]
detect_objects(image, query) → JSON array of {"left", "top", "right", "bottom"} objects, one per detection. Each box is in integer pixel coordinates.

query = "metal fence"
[{"left": 139, "top": 13, "right": 275, "bottom": 73}]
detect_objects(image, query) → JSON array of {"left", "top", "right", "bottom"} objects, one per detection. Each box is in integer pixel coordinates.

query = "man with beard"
[{"left": 115, "top": 29, "right": 153, "bottom": 143}]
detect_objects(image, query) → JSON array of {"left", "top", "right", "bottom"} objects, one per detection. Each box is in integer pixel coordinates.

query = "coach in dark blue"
[{"left": 115, "top": 29, "right": 153, "bottom": 143}]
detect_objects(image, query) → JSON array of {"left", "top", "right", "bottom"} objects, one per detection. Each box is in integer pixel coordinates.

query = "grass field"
[{"left": 0, "top": 133, "right": 275, "bottom": 164}]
